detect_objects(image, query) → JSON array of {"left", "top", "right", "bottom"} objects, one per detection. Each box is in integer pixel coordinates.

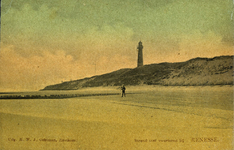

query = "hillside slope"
[{"left": 42, "top": 56, "right": 233, "bottom": 90}]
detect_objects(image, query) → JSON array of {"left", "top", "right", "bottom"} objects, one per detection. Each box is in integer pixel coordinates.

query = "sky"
[{"left": 0, "top": 0, "right": 233, "bottom": 91}]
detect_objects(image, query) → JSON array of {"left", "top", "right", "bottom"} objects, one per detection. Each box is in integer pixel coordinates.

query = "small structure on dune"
[{"left": 137, "top": 41, "right": 143, "bottom": 67}]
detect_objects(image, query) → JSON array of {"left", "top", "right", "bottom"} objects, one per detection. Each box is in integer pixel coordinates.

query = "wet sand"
[{"left": 0, "top": 86, "right": 233, "bottom": 150}]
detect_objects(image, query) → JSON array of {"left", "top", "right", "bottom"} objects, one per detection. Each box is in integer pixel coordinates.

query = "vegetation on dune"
[{"left": 42, "top": 55, "right": 233, "bottom": 90}]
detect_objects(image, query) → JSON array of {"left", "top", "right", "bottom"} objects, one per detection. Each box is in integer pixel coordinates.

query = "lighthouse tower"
[{"left": 137, "top": 41, "right": 143, "bottom": 67}]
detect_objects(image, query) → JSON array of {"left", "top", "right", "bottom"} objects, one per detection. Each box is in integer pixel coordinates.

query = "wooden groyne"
[{"left": 0, "top": 93, "right": 120, "bottom": 99}]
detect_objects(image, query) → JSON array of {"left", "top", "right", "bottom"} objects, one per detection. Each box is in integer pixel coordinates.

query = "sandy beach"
[{"left": 0, "top": 86, "right": 233, "bottom": 150}]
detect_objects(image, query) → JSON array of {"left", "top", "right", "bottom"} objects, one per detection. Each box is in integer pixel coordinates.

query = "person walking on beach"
[{"left": 121, "top": 85, "right": 126, "bottom": 97}]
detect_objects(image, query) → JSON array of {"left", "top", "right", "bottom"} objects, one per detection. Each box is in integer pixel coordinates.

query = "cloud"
[
  {"left": 178, "top": 31, "right": 233, "bottom": 58},
  {"left": 0, "top": 44, "right": 136, "bottom": 91},
  {"left": 161, "top": 31, "right": 234, "bottom": 62},
  {"left": 142, "top": 30, "right": 233, "bottom": 64},
  {"left": 2, "top": 0, "right": 233, "bottom": 50},
  {"left": 0, "top": 45, "right": 76, "bottom": 91}
]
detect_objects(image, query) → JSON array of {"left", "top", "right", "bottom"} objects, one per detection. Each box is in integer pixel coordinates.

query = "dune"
[{"left": 42, "top": 55, "right": 233, "bottom": 90}]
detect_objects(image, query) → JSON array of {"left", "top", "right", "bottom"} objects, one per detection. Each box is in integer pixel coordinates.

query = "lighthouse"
[{"left": 137, "top": 41, "right": 143, "bottom": 67}]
